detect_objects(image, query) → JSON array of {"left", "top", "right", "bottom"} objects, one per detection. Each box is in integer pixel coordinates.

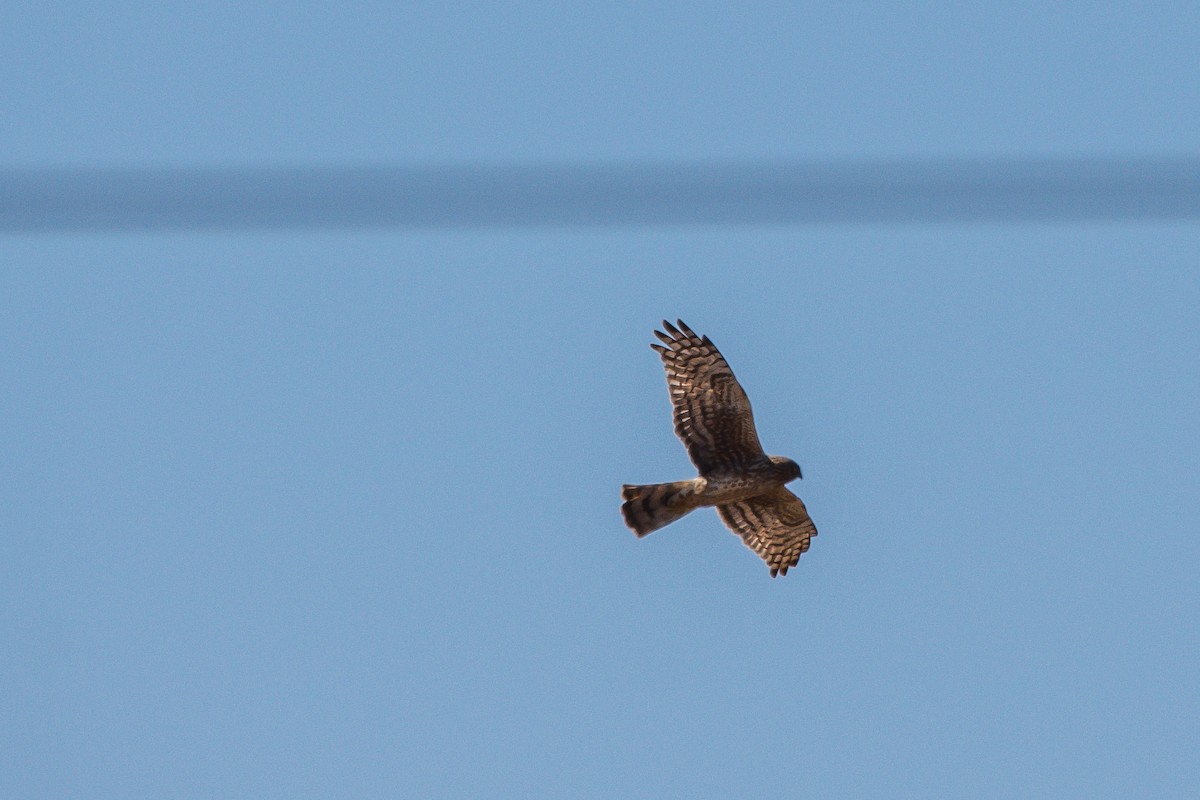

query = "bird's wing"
[
  {"left": 717, "top": 487, "right": 817, "bottom": 577},
  {"left": 651, "top": 319, "right": 766, "bottom": 473}
]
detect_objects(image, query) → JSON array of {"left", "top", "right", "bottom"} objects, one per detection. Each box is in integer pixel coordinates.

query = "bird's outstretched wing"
[
  {"left": 717, "top": 487, "right": 817, "bottom": 577},
  {"left": 651, "top": 319, "right": 766, "bottom": 473}
]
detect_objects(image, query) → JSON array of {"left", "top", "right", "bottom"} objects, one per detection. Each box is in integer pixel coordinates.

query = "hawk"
[{"left": 621, "top": 320, "right": 817, "bottom": 577}]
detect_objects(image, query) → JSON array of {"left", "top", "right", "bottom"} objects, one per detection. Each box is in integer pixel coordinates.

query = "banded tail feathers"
[{"left": 620, "top": 480, "right": 701, "bottom": 537}]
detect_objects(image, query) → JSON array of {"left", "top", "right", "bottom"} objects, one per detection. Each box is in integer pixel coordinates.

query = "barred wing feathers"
[
  {"left": 651, "top": 319, "right": 766, "bottom": 474},
  {"left": 717, "top": 487, "right": 818, "bottom": 577}
]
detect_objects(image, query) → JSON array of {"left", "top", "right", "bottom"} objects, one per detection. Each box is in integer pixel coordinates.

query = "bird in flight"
[{"left": 621, "top": 320, "right": 817, "bottom": 577}]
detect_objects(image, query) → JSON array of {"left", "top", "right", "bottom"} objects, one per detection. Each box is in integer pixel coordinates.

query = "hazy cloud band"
[{"left": 3, "top": 158, "right": 1198, "bottom": 231}]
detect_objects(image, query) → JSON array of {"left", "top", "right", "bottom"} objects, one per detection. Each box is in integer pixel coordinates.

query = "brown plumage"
[{"left": 621, "top": 320, "right": 817, "bottom": 577}]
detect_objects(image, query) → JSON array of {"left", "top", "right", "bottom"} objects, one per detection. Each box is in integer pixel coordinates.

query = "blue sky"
[{"left": 3, "top": 3, "right": 1199, "bottom": 798}]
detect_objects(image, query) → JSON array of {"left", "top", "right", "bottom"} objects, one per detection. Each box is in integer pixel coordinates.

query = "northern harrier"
[{"left": 621, "top": 320, "right": 817, "bottom": 577}]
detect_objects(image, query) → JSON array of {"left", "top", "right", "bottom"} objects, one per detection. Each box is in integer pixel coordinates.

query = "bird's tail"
[{"left": 621, "top": 480, "right": 701, "bottom": 537}]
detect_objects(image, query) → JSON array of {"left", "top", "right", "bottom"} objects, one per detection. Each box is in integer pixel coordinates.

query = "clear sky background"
[{"left": 3, "top": 3, "right": 1199, "bottom": 798}]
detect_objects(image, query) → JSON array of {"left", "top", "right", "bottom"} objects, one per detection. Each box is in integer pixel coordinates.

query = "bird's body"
[
  {"left": 697, "top": 456, "right": 804, "bottom": 503},
  {"left": 621, "top": 320, "right": 817, "bottom": 577}
]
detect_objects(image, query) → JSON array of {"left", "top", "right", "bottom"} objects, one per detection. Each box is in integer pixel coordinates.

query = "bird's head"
[{"left": 769, "top": 455, "right": 803, "bottom": 482}]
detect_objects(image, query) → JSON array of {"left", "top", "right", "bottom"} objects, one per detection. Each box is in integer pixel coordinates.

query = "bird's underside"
[{"left": 621, "top": 319, "right": 817, "bottom": 577}]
